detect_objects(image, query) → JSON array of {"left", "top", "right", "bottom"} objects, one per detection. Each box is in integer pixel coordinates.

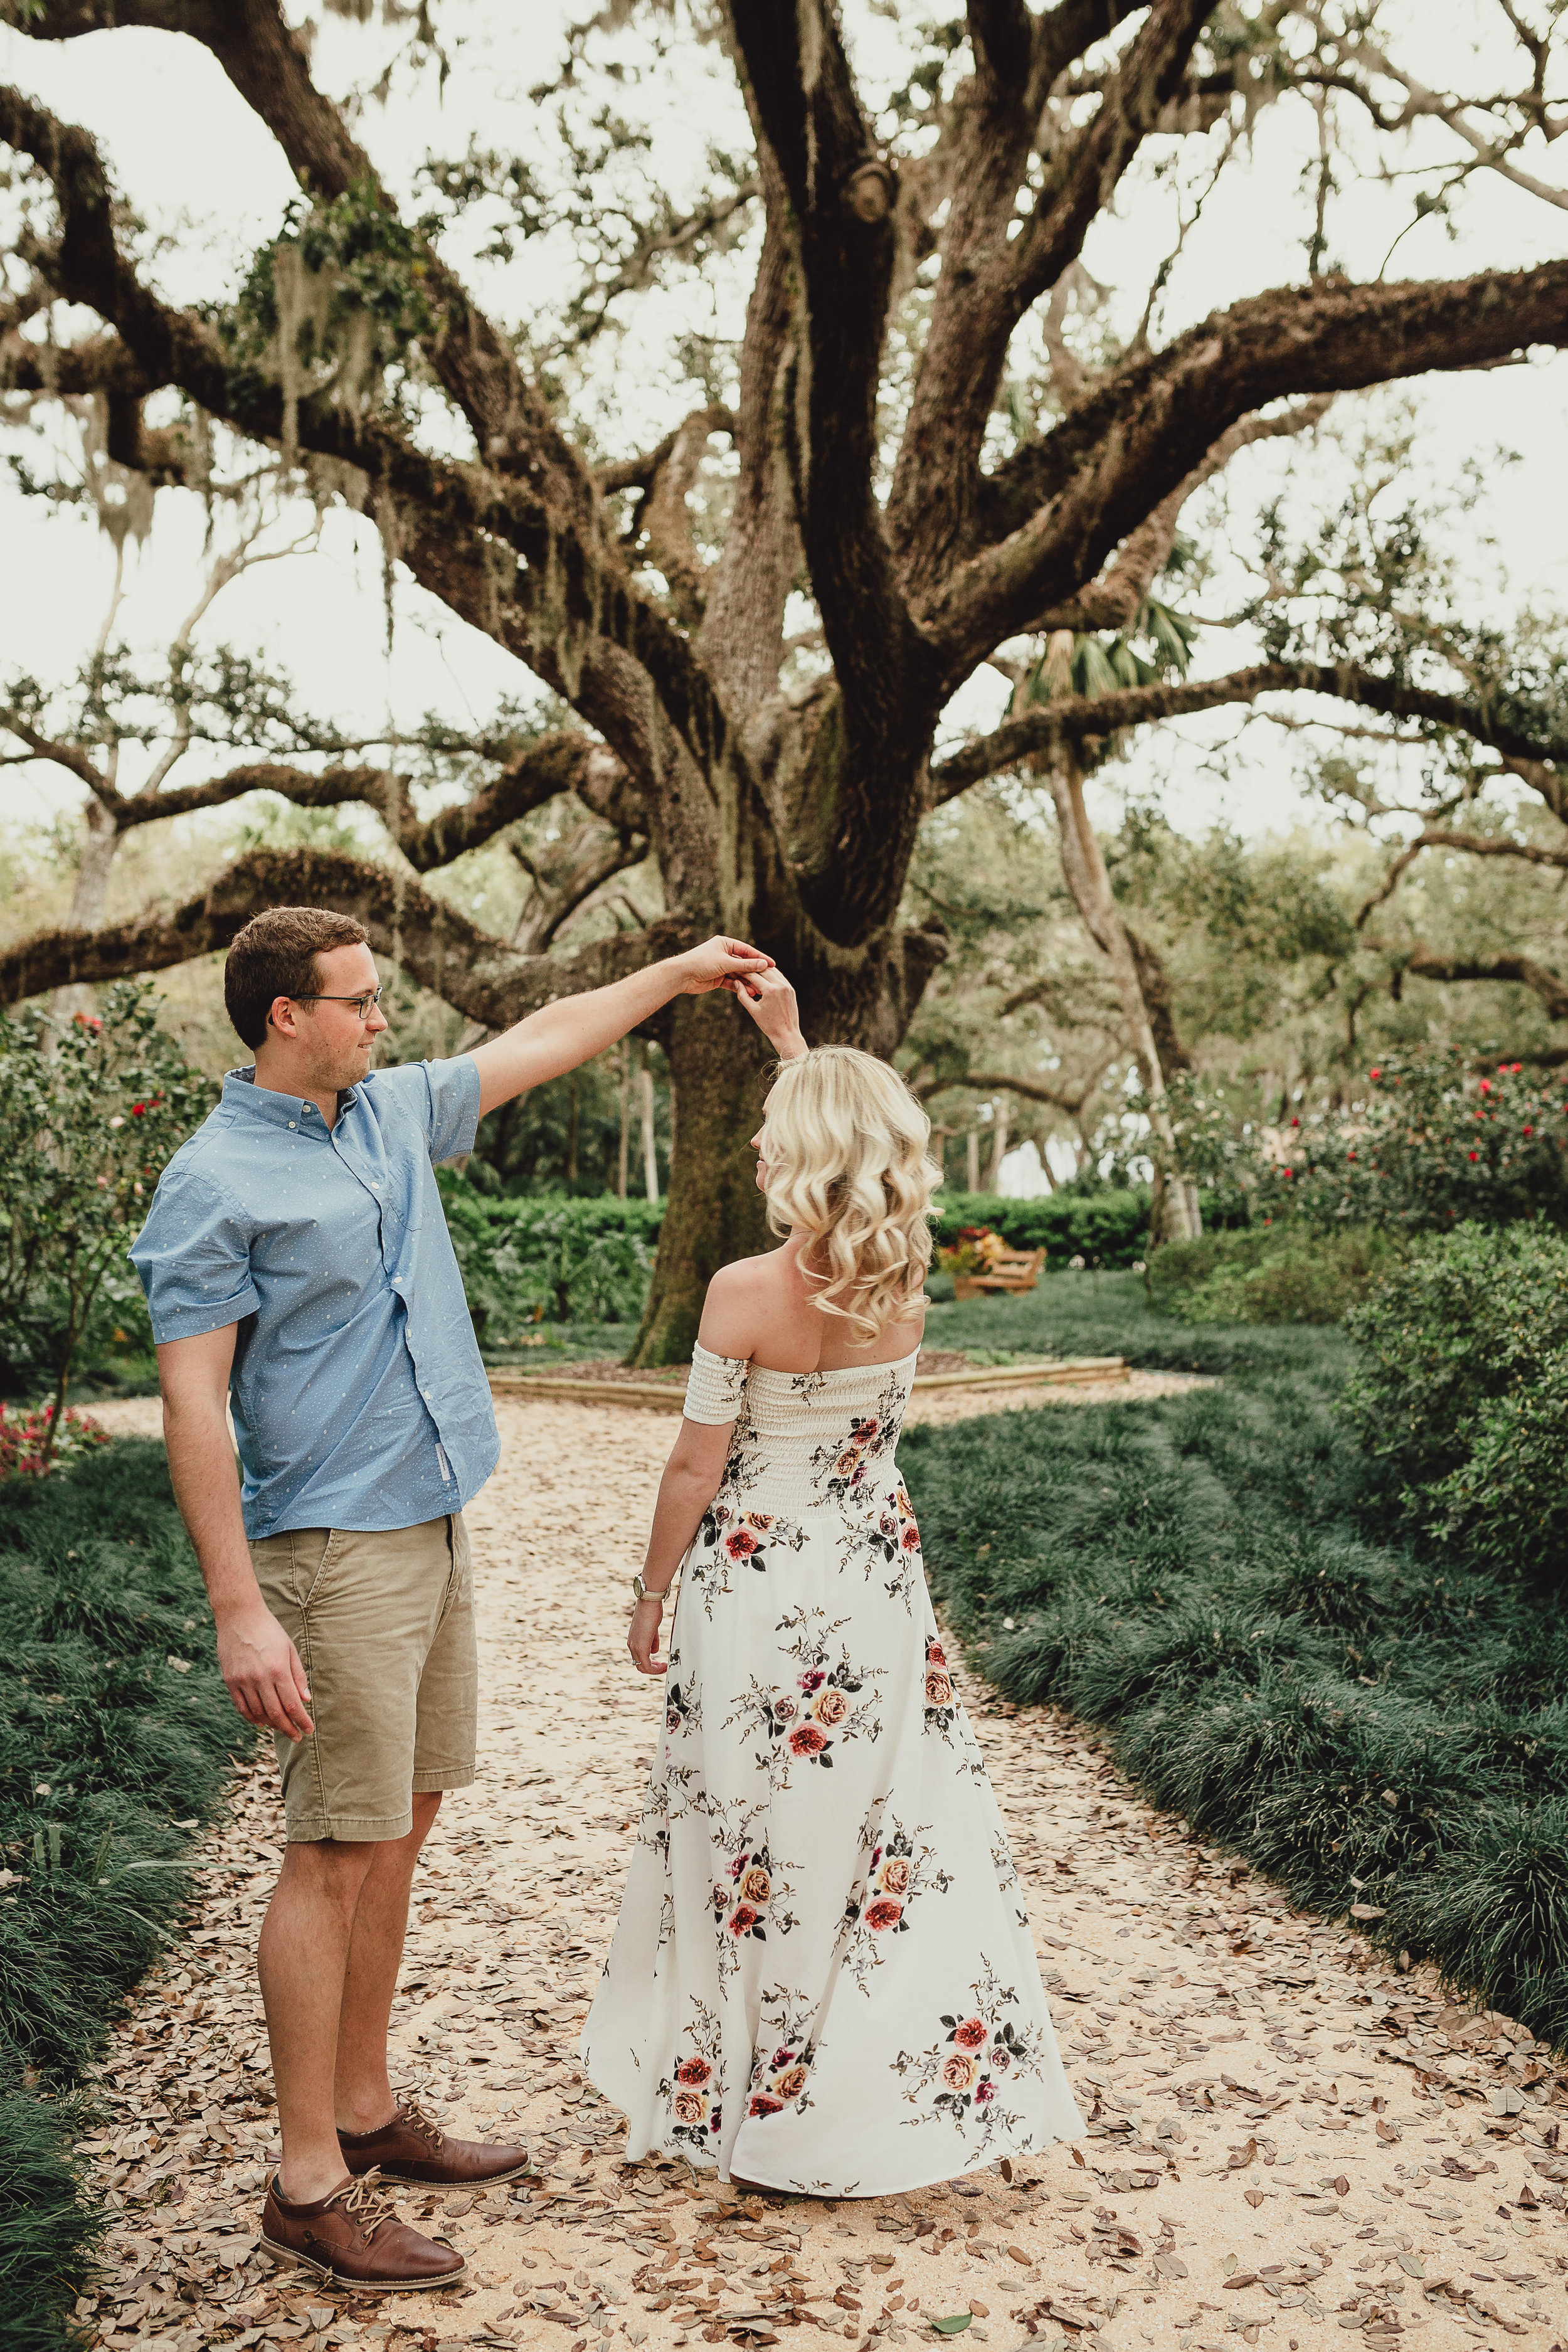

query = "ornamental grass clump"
[
  {"left": 906, "top": 1343, "right": 1568, "bottom": 2045},
  {"left": 0, "top": 1437, "right": 254, "bottom": 2348}
]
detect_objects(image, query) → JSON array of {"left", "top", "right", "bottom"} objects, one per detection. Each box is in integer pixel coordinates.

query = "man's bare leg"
[
  {"left": 258, "top": 1839, "right": 378, "bottom": 2202},
  {"left": 334, "top": 1792, "right": 442, "bottom": 2136}
]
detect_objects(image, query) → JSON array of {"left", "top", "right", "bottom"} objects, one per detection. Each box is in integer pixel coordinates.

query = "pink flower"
[
  {"left": 864, "top": 1897, "right": 903, "bottom": 1931},
  {"left": 951, "top": 2018, "right": 988, "bottom": 2051},
  {"left": 788, "top": 1724, "right": 828, "bottom": 1757},
  {"left": 726, "top": 1529, "right": 760, "bottom": 1559}
]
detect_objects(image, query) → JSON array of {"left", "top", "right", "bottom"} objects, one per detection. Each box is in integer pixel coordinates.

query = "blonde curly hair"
[{"left": 760, "top": 1046, "right": 941, "bottom": 1344}]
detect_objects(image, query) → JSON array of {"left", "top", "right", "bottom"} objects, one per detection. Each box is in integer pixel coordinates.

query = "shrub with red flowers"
[
  {"left": 1165, "top": 1051, "right": 1568, "bottom": 1237},
  {"left": 0, "top": 1400, "right": 110, "bottom": 1481},
  {"left": 0, "top": 982, "right": 215, "bottom": 1463}
]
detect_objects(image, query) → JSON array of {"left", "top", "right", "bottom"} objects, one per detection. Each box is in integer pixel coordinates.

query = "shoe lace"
[
  {"left": 339, "top": 2169, "right": 400, "bottom": 2234},
  {"left": 397, "top": 2099, "right": 447, "bottom": 2154}
]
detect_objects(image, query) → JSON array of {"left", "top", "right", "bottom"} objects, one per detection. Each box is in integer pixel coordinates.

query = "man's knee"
[{"left": 278, "top": 1835, "right": 379, "bottom": 1909}]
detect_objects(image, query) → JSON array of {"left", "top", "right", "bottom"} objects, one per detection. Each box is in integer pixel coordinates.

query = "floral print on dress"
[
  {"left": 890, "top": 1959, "right": 1049, "bottom": 2154},
  {"left": 657, "top": 1998, "right": 728, "bottom": 2153},
  {"left": 723, "top": 1608, "right": 884, "bottom": 1780},
  {"left": 807, "top": 1372, "right": 909, "bottom": 1505},
  {"left": 746, "top": 1994, "right": 820, "bottom": 2120},
  {"left": 703, "top": 1807, "right": 800, "bottom": 1979},
  {"left": 837, "top": 1814, "right": 953, "bottom": 1995},
  {"left": 923, "top": 1634, "right": 958, "bottom": 1740}
]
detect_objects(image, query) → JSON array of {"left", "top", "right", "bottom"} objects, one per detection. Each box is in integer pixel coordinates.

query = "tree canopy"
[{"left": 3, "top": 0, "right": 1568, "bottom": 1350}]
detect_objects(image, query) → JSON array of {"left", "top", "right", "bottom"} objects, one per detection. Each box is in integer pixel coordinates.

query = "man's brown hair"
[{"left": 224, "top": 908, "right": 373, "bottom": 1051}]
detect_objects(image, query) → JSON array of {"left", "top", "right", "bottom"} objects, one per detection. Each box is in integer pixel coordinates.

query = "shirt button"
[{"left": 288, "top": 1121, "right": 297, "bottom": 1130}]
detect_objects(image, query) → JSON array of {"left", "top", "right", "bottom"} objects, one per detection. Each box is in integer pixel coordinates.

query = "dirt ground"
[{"left": 72, "top": 1393, "right": 1568, "bottom": 2352}]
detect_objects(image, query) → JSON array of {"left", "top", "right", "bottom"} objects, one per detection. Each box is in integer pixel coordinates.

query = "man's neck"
[{"left": 249, "top": 1057, "right": 344, "bottom": 1130}]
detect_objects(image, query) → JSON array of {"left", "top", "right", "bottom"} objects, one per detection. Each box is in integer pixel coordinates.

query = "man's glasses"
[{"left": 297, "top": 985, "right": 386, "bottom": 1019}]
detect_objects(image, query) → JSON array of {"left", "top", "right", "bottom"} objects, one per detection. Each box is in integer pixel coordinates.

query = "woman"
[{"left": 583, "top": 981, "right": 1082, "bottom": 2195}]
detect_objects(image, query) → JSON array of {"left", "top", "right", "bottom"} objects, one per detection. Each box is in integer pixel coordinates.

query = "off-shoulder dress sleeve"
[{"left": 684, "top": 1340, "right": 750, "bottom": 1424}]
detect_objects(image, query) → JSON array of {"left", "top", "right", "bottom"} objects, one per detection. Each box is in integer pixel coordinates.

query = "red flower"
[
  {"left": 675, "top": 2057, "right": 712, "bottom": 2086},
  {"left": 1282, "top": 1168, "right": 1293, "bottom": 1179},
  {"left": 788, "top": 1724, "right": 829, "bottom": 1757},
  {"left": 864, "top": 1898, "right": 904, "bottom": 1931},
  {"left": 1524, "top": 1125, "right": 1535, "bottom": 1138},
  {"left": 729, "top": 1905, "right": 760, "bottom": 1936},
  {"left": 952, "top": 2017, "right": 988, "bottom": 2050},
  {"left": 1480, "top": 1079, "right": 1491, "bottom": 1095},
  {"left": 130, "top": 1103, "right": 146, "bottom": 1117},
  {"left": 1369, "top": 1067, "right": 1380, "bottom": 1081},
  {"left": 927, "top": 1642, "right": 946, "bottom": 1668},
  {"left": 1290, "top": 1116, "right": 1300, "bottom": 1128},
  {"left": 748, "top": 2094, "right": 784, "bottom": 2118},
  {"left": 1468, "top": 1150, "right": 1479, "bottom": 1162},
  {"left": 726, "top": 1529, "right": 760, "bottom": 1559}
]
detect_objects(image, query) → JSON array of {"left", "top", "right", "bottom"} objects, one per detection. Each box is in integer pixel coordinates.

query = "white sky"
[{"left": 2, "top": 1, "right": 1565, "bottom": 851}]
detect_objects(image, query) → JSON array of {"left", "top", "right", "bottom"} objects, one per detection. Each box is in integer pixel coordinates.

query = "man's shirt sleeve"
[
  {"left": 421, "top": 1055, "right": 484, "bottom": 1165},
  {"left": 129, "top": 1162, "right": 260, "bottom": 1343}
]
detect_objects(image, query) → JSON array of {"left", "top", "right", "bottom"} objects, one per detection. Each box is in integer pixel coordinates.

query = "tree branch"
[
  {"left": 929, "top": 660, "right": 1568, "bottom": 802},
  {"left": 0, "top": 82, "right": 740, "bottom": 808},
  {"left": 1034, "top": 398, "right": 1333, "bottom": 635},
  {"left": 946, "top": 262, "right": 1568, "bottom": 665},
  {"left": 92, "top": 731, "right": 634, "bottom": 869},
  {"left": 0, "top": 845, "right": 696, "bottom": 1028},
  {"left": 1362, "top": 937, "right": 1568, "bottom": 1023},
  {"left": 1355, "top": 824, "right": 1568, "bottom": 926},
  {"left": 888, "top": 0, "right": 1214, "bottom": 600},
  {"left": 726, "top": 0, "right": 925, "bottom": 718}
]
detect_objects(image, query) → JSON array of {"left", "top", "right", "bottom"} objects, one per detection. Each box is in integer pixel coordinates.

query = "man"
[{"left": 132, "top": 906, "right": 770, "bottom": 2291}]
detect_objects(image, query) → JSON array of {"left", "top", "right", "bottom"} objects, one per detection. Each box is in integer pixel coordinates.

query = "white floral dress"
[{"left": 581, "top": 1342, "right": 1084, "bottom": 2195}]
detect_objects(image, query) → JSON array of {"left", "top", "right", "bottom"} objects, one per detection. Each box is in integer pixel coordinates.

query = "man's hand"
[
  {"left": 217, "top": 1603, "right": 315, "bottom": 1742},
  {"left": 727, "top": 966, "right": 808, "bottom": 1060},
  {"left": 472, "top": 935, "right": 774, "bottom": 1115},
  {"left": 677, "top": 936, "right": 775, "bottom": 994}
]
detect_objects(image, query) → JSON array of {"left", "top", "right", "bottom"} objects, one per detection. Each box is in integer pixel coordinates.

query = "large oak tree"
[{"left": 4, "top": 0, "right": 1568, "bottom": 1355}]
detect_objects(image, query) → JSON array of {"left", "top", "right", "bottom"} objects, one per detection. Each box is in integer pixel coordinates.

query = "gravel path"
[{"left": 72, "top": 1396, "right": 1568, "bottom": 2352}]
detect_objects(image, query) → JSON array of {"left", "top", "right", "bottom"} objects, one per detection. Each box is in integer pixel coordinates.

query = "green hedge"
[
  {"left": 1342, "top": 1222, "right": 1568, "bottom": 1586},
  {"left": 1148, "top": 1224, "right": 1403, "bottom": 1325},
  {"left": 436, "top": 1180, "right": 663, "bottom": 1334},
  {"left": 0, "top": 1440, "right": 253, "bottom": 2349},
  {"left": 930, "top": 1187, "right": 1152, "bottom": 1267},
  {"left": 906, "top": 1345, "right": 1568, "bottom": 2047}
]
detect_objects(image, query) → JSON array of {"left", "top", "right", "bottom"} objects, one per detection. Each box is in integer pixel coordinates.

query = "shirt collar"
[{"left": 223, "top": 1066, "right": 361, "bottom": 1133}]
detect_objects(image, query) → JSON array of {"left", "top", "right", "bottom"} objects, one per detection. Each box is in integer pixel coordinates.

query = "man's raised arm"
[
  {"left": 469, "top": 935, "right": 771, "bottom": 1117},
  {"left": 157, "top": 1326, "right": 314, "bottom": 1744}
]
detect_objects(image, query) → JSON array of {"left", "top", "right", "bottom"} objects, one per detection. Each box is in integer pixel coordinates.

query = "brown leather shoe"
[
  {"left": 261, "top": 2168, "right": 465, "bottom": 2291},
  {"left": 339, "top": 2097, "right": 532, "bottom": 2187}
]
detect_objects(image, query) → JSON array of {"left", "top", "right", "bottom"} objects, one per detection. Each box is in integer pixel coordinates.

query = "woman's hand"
[
  {"left": 726, "top": 965, "right": 807, "bottom": 1060},
  {"left": 628, "top": 1594, "right": 667, "bottom": 1676}
]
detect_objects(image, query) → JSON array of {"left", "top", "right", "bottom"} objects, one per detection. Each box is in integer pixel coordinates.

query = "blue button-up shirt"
[{"left": 129, "top": 1059, "right": 499, "bottom": 1540}]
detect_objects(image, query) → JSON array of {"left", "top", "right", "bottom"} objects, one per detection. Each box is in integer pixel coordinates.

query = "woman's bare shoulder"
[{"left": 699, "top": 1249, "right": 790, "bottom": 1356}]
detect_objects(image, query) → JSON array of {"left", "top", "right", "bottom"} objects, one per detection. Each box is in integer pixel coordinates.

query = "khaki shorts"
[{"left": 248, "top": 1512, "right": 477, "bottom": 1843}]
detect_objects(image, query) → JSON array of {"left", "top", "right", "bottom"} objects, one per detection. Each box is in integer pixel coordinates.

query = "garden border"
[{"left": 486, "top": 1355, "right": 1130, "bottom": 1410}]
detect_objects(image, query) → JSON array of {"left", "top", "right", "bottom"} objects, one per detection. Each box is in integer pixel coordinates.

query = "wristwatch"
[{"left": 632, "top": 1574, "right": 667, "bottom": 1604}]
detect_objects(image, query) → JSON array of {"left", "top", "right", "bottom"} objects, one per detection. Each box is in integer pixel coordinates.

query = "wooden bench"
[{"left": 951, "top": 1245, "right": 1045, "bottom": 1301}]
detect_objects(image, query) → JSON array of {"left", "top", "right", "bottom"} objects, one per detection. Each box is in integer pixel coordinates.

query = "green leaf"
[{"left": 931, "top": 2318, "right": 973, "bottom": 2336}]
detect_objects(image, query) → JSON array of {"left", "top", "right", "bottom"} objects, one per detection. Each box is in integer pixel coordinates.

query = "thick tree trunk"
[{"left": 630, "top": 993, "right": 771, "bottom": 1364}]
